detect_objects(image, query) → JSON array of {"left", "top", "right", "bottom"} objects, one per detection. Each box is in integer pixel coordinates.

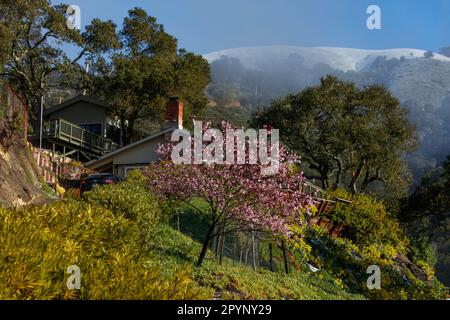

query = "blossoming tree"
[{"left": 148, "top": 122, "right": 314, "bottom": 266}]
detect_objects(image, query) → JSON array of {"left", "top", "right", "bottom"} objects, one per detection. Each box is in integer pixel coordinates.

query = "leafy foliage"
[
  {"left": 0, "top": 199, "right": 202, "bottom": 299},
  {"left": 329, "top": 189, "right": 408, "bottom": 249},
  {"left": 401, "top": 155, "right": 450, "bottom": 286},
  {"left": 90, "top": 8, "right": 211, "bottom": 144},
  {"left": 0, "top": 168, "right": 445, "bottom": 300},
  {"left": 305, "top": 227, "right": 447, "bottom": 300},
  {"left": 84, "top": 170, "right": 159, "bottom": 222},
  {"left": 251, "top": 76, "right": 417, "bottom": 202},
  {"left": 150, "top": 223, "right": 365, "bottom": 300},
  {"left": 402, "top": 156, "right": 450, "bottom": 220},
  {"left": 149, "top": 122, "right": 313, "bottom": 266},
  {"left": 0, "top": 182, "right": 364, "bottom": 300},
  {"left": 203, "top": 105, "right": 253, "bottom": 128},
  {"left": 0, "top": 0, "right": 119, "bottom": 119}
]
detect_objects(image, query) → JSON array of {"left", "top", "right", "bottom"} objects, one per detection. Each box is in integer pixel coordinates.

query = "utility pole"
[
  {"left": 83, "top": 61, "right": 90, "bottom": 96},
  {"left": 39, "top": 95, "right": 44, "bottom": 149}
]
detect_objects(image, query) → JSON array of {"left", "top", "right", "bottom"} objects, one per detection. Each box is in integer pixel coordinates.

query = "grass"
[
  {"left": 149, "top": 223, "right": 365, "bottom": 300},
  {"left": 1, "top": 168, "right": 444, "bottom": 300}
]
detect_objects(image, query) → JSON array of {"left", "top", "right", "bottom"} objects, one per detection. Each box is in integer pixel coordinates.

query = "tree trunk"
[
  {"left": 211, "top": 225, "right": 219, "bottom": 259},
  {"left": 281, "top": 240, "right": 289, "bottom": 274},
  {"left": 320, "top": 175, "right": 327, "bottom": 190},
  {"left": 251, "top": 231, "right": 257, "bottom": 271},
  {"left": 239, "top": 236, "right": 244, "bottom": 264},
  {"left": 196, "top": 223, "right": 216, "bottom": 267},
  {"left": 349, "top": 160, "right": 365, "bottom": 194},
  {"left": 120, "top": 116, "right": 126, "bottom": 147},
  {"left": 215, "top": 223, "right": 225, "bottom": 260},
  {"left": 215, "top": 235, "right": 220, "bottom": 259},
  {"left": 244, "top": 238, "right": 250, "bottom": 266},
  {"left": 232, "top": 235, "right": 237, "bottom": 266},
  {"left": 219, "top": 234, "right": 225, "bottom": 265},
  {"left": 269, "top": 243, "right": 274, "bottom": 272},
  {"left": 333, "top": 156, "right": 343, "bottom": 190},
  {"left": 239, "top": 246, "right": 243, "bottom": 264},
  {"left": 361, "top": 167, "right": 385, "bottom": 193}
]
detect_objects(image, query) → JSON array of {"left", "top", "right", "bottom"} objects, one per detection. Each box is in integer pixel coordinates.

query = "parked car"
[{"left": 80, "top": 173, "right": 123, "bottom": 194}]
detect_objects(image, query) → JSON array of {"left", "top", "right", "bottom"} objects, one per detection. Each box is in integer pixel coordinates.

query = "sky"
[{"left": 54, "top": 0, "right": 450, "bottom": 55}]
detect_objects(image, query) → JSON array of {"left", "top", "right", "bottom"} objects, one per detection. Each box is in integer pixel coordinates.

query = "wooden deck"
[{"left": 40, "top": 118, "right": 118, "bottom": 158}]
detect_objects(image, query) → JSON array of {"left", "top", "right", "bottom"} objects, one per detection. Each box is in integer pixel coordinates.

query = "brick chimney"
[{"left": 165, "top": 97, "right": 183, "bottom": 130}]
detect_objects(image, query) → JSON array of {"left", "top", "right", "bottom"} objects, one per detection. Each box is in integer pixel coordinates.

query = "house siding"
[
  {"left": 114, "top": 135, "right": 164, "bottom": 165},
  {"left": 47, "top": 101, "right": 107, "bottom": 132},
  {"left": 86, "top": 134, "right": 167, "bottom": 178}
]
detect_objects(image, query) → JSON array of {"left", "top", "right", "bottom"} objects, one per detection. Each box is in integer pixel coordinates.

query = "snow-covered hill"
[
  {"left": 204, "top": 46, "right": 450, "bottom": 72},
  {"left": 204, "top": 46, "right": 450, "bottom": 180}
]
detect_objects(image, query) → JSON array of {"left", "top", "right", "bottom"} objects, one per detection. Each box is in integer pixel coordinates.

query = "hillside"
[
  {"left": 204, "top": 46, "right": 450, "bottom": 72},
  {"left": 0, "top": 177, "right": 364, "bottom": 300},
  {"left": 204, "top": 46, "right": 450, "bottom": 181},
  {"left": 0, "top": 168, "right": 446, "bottom": 300},
  {"left": 150, "top": 223, "right": 365, "bottom": 300},
  {"left": 0, "top": 122, "right": 50, "bottom": 207},
  {"left": 1, "top": 180, "right": 445, "bottom": 299}
]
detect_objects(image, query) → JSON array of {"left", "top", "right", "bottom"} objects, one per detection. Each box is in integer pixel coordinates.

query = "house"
[
  {"left": 33, "top": 95, "right": 121, "bottom": 161},
  {"left": 44, "top": 95, "right": 112, "bottom": 137},
  {"left": 84, "top": 97, "right": 183, "bottom": 177}
]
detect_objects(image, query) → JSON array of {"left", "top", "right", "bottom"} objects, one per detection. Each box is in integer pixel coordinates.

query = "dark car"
[{"left": 80, "top": 173, "right": 123, "bottom": 194}]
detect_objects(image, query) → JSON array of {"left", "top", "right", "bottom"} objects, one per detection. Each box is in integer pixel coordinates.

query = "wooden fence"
[{"left": 28, "top": 142, "right": 85, "bottom": 184}]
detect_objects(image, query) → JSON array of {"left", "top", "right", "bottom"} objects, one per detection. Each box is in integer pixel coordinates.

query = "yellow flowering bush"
[
  {"left": 360, "top": 244, "right": 397, "bottom": 266},
  {"left": 416, "top": 260, "right": 435, "bottom": 281},
  {"left": 0, "top": 198, "right": 204, "bottom": 300},
  {"left": 305, "top": 225, "right": 447, "bottom": 300},
  {"left": 328, "top": 189, "right": 408, "bottom": 250}
]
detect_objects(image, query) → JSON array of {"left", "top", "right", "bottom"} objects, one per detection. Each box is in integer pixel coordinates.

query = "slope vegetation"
[{"left": 0, "top": 121, "right": 49, "bottom": 207}]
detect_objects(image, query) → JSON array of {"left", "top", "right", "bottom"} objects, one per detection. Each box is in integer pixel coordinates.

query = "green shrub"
[
  {"left": 0, "top": 201, "right": 203, "bottom": 300},
  {"left": 305, "top": 227, "right": 447, "bottom": 300},
  {"left": 329, "top": 189, "right": 408, "bottom": 249},
  {"left": 84, "top": 170, "right": 160, "bottom": 224}
]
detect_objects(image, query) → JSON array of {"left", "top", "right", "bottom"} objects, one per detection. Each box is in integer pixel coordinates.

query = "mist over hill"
[
  {"left": 205, "top": 46, "right": 450, "bottom": 72},
  {"left": 204, "top": 46, "right": 450, "bottom": 182}
]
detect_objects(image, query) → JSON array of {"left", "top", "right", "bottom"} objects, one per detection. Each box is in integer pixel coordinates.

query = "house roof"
[
  {"left": 44, "top": 95, "right": 110, "bottom": 117},
  {"left": 84, "top": 126, "right": 176, "bottom": 170}
]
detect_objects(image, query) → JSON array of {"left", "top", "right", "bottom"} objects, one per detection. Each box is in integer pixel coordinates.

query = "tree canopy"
[
  {"left": 400, "top": 156, "right": 450, "bottom": 285},
  {"left": 251, "top": 76, "right": 417, "bottom": 200},
  {"left": 0, "top": 3, "right": 211, "bottom": 144},
  {"left": 90, "top": 8, "right": 211, "bottom": 144},
  {"left": 0, "top": 0, "right": 119, "bottom": 120},
  {"left": 148, "top": 122, "right": 313, "bottom": 266}
]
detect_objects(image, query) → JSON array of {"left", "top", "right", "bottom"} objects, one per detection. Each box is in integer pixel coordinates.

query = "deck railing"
[{"left": 42, "top": 118, "right": 118, "bottom": 155}]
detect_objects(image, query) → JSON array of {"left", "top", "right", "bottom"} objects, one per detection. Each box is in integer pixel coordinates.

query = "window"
[{"left": 80, "top": 123, "right": 102, "bottom": 136}]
